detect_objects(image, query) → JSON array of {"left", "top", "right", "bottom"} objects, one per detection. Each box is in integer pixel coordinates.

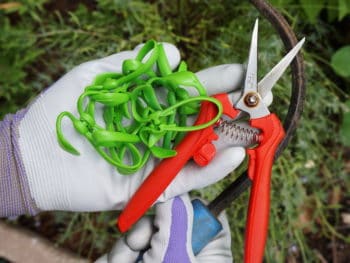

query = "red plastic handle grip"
[
  {"left": 118, "top": 125, "right": 216, "bottom": 232},
  {"left": 118, "top": 97, "right": 219, "bottom": 232},
  {"left": 117, "top": 94, "right": 239, "bottom": 232},
  {"left": 244, "top": 114, "right": 285, "bottom": 263}
]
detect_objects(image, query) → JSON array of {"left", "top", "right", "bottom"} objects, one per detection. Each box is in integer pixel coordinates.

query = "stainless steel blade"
[
  {"left": 243, "top": 19, "right": 259, "bottom": 94},
  {"left": 236, "top": 19, "right": 270, "bottom": 119},
  {"left": 258, "top": 38, "right": 305, "bottom": 98}
]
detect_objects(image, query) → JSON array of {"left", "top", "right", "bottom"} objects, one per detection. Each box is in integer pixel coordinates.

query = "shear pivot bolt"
[{"left": 244, "top": 93, "right": 259, "bottom": 107}]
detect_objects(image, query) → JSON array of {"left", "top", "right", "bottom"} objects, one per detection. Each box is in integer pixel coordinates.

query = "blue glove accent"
[{"left": 191, "top": 199, "right": 223, "bottom": 255}]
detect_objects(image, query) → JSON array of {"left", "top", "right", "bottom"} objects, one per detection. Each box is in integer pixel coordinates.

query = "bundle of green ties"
[{"left": 56, "top": 40, "right": 222, "bottom": 174}]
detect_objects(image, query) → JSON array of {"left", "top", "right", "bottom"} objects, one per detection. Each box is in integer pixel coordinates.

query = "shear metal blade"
[
  {"left": 258, "top": 38, "right": 305, "bottom": 98},
  {"left": 237, "top": 19, "right": 270, "bottom": 119},
  {"left": 236, "top": 22, "right": 305, "bottom": 119},
  {"left": 243, "top": 19, "right": 259, "bottom": 94}
]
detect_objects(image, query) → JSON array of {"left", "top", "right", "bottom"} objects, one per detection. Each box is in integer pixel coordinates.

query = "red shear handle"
[
  {"left": 117, "top": 93, "right": 238, "bottom": 232},
  {"left": 117, "top": 93, "right": 238, "bottom": 233},
  {"left": 244, "top": 114, "right": 285, "bottom": 263},
  {"left": 118, "top": 124, "right": 216, "bottom": 232}
]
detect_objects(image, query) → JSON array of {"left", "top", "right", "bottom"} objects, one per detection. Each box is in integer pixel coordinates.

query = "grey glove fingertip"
[
  {"left": 196, "top": 64, "right": 244, "bottom": 95},
  {"left": 107, "top": 238, "right": 140, "bottom": 263},
  {"left": 126, "top": 216, "right": 154, "bottom": 251},
  {"left": 94, "top": 254, "right": 108, "bottom": 263}
]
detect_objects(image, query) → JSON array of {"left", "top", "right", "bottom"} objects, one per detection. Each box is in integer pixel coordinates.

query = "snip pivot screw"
[{"left": 244, "top": 92, "right": 259, "bottom": 107}]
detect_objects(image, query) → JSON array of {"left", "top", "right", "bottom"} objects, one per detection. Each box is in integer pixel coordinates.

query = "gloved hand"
[
  {"left": 1, "top": 42, "right": 272, "bottom": 216},
  {"left": 95, "top": 194, "right": 232, "bottom": 263}
]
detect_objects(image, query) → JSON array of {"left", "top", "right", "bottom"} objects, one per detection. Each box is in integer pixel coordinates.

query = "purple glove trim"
[
  {"left": 163, "top": 197, "right": 191, "bottom": 263},
  {"left": 0, "top": 110, "right": 39, "bottom": 217}
]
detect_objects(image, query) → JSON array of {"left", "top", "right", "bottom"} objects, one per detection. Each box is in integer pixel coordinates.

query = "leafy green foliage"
[
  {"left": 300, "top": 0, "right": 326, "bottom": 23},
  {"left": 340, "top": 100, "right": 350, "bottom": 146},
  {"left": 1, "top": 0, "right": 349, "bottom": 262},
  {"left": 0, "top": 18, "right": 41, "bottom": 116},
  {"left": 270, "top": 0, "right": 350, "bottom": 23},
  {"left": 338, "top": 0, "right": 350, "bottom": 20},
  {"left": 331, "top": 45, "right": 350, "bottom": 77}
]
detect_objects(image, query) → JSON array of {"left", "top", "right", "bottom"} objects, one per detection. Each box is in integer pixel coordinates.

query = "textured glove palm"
[
  {"left": 14, "top": 43, "right": 248, "bottom": 212},
  {"left": 96, "top": 194, "right": 232, "bottom": 263}
]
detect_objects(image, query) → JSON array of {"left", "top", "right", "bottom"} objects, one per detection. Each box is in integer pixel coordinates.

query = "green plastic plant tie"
[{"left": 56, "top": 40, "right": 223, "bottom": 174}]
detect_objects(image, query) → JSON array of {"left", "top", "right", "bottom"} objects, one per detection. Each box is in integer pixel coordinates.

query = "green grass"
[{"left": 1, "top": 0, "right": 349, "bottom": 262}]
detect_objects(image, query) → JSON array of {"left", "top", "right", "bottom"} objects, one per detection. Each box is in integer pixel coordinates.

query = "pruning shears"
[{"left": 118, "top": 19, "right": 305, "bottom": 262}]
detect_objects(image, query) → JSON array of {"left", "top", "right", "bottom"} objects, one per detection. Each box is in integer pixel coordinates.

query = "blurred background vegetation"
[{"left": 1, "top": 0, "right": 349, "bottom": 262}]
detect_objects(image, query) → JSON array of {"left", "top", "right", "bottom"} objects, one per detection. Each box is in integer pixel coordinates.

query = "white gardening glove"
[
  {"left": 96, "top": 194, "right": 232, "bottom": 263},
  {"left": 15, "top": 42, "right": 272, "bottom": 213}
]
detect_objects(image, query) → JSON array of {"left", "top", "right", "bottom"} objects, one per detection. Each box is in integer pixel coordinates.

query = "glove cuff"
[{"left": 0, "top": 111, "right": 39, "bottom": 217}]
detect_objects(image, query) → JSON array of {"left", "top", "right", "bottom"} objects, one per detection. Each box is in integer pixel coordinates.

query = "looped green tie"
[{"left": 56, "top": 40, "right": 223, "bottom": 174}]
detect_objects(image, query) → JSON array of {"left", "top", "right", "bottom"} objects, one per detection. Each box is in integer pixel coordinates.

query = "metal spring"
[{"left": 216, "top": 120, "right": 261, "bottom": 147}]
